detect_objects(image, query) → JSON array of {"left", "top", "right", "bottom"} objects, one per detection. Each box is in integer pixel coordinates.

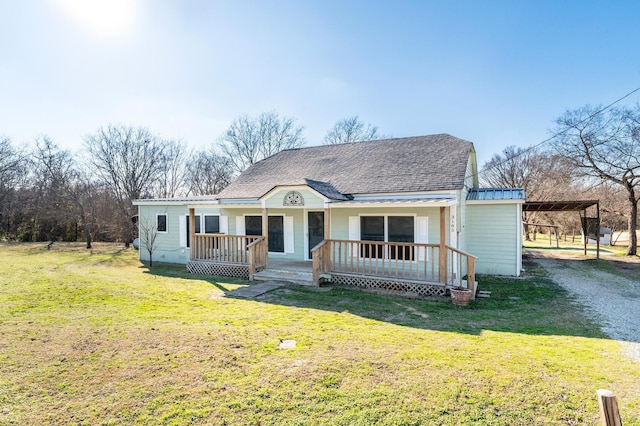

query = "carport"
[{"left": 523, "top": 200, "right": 601, "bottom": 259}]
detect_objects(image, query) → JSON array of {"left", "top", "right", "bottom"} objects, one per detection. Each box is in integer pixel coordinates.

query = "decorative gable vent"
[{"left": 283, "top": 190, "right": 304, "bottom": 206}]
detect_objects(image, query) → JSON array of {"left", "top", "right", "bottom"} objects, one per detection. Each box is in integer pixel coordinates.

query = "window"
[
  {"left": 360, "top": 215, "right": 414, "bottom": 260},
  {"left": 157, "top": 214, "right": 167, "bottom": 233},
  {"left": 360, "top": 216, "right": 384, "bottom": 258},
  {"left": 245, "top": 216, "right": 262, "bottom": 236},
  {"left": 244, "top": 215, "right": 285, "bottom": 253},
  {"left": 388, "top": 216, "right": 414, "bottom": 260},
  {"left": 204, "top": 215, "right": 220, "bottom": 234}
]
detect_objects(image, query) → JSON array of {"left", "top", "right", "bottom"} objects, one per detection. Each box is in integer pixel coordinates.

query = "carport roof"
[{"left": 523, "top": 200, "right": 599, "bottom": 212}]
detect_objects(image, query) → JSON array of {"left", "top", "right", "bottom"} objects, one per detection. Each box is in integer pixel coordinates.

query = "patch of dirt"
[{"left": 393, "top": 302, "right": 430, "bottom": 319}]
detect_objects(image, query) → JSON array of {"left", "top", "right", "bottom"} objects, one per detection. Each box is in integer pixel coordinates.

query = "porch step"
[{"left": 253, "top": 268, "right": 315, "bottom": 286}]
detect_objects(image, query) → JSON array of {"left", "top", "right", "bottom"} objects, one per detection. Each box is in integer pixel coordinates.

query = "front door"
[
  {"left": 268, "top": 216, "right": 284, "bottom": 253},
  {"left": 308, "top": 211, "right": 324, "bottom": 259}
]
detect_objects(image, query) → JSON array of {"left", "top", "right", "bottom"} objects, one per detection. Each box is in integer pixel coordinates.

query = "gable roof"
[{"left": 217, "top": 134, "right": 474, "bottom": 200}]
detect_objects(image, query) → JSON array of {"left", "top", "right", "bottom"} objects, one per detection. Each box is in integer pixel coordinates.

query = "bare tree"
[
  {"left": 186, "top": 148, "right": 233, "bottom": 195},
  {"left": 152, "top": 140, "right": 188, "bottom": 198},
  {"left": 138, "top": 216, "right": 160, "bottom": 267},
  {"left": 0, "top": 136, "right": 26, "bottom": 239},
  {"left": 84, "top": 124, "right": 166, "bottom": 246},
  {"left": 28, "top": 137, "right": 76, "bottom": 242},
  {"left": 481, "top": 145, "right": 574, "bottom": 199},
  {"left": 552, "top": 105, "right": 640, "bottom": 255},
  {"left": 0, "top": 136, "right": 24, "bottom": 185},
  {"left": 323, "top": 116, "right": 384, "bottom": 145},
  {"left": 481, "top": 145, "right": 575, "bottom": 240},
  {"left": 67, "top": 168, "right": 102, "bottom": 249},
  {"left": 589, "top": 181, "right": 628, "bottom": 245},
  {"left": 218, "top": 112, "right": 305, "bottom": 173}
]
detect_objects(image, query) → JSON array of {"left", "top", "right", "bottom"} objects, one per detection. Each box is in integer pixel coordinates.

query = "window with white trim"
[
  {"left": 360, "top": 215, "right": 414, "bottom": 260},
  {"left": 204, "top": 215, "right": 220, "bottom": 234},
  {"left": 157, "top": 214, "right": 168, "bottom": 233}
]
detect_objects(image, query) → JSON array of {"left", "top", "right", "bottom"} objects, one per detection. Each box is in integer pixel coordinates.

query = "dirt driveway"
[{"left": 526, "top": 249, "right": 640, "bottom": 361}]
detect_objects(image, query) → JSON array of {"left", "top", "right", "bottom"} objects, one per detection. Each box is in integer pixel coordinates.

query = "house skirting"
[
  {"left": 330, "top": 273, "right": 447, "bottom": 297},
  {"left": 187, "top": 261, "right": 250, "bottom": 279}
]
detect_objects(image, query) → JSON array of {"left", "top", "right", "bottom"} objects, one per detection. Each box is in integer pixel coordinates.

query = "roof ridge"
[{"left": 280, "top": 133, "right": 462, "bottom": 153}]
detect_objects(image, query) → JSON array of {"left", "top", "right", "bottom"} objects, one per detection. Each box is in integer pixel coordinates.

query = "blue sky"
[{"left": 1, "top": 0, "right": 640, "bottom": 165}]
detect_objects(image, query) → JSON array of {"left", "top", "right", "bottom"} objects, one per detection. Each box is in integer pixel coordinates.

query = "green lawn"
[
  {"left": 0, "top": 243, "right": 639, "bottom": 425},
  {"left": 523, "top": 232, "right": 630, "bottom": 256}
]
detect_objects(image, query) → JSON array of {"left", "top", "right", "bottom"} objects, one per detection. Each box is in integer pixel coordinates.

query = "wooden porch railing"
[
  {"left": 191, "top": 234, "right": 268, "bottom": 279},
  {"left": 445, "top": 245, "right": 478, "bottom": 295},
  {"left": 311, "top": 240, "right": 330, "bottom": 284},
  {"left": 190, "top": 234, "right": 260, "bottom": 263},
  {"left": 312, "top": 239, "right": 478, "bottom": 292},
  {"left": 247, "top": 236, "right": 268, "bottom": 278}
]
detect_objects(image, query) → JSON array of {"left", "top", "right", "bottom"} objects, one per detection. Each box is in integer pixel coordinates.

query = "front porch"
[
  {"left": 185, "top": 206, "right": 479, "bottom": 299},
  {"left": 186, "top": 233, "right": 478, "bottom": 299}
]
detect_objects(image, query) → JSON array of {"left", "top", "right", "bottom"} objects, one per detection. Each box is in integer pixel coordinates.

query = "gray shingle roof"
[{"left": 217, "top": 134, "right": 474, "bottom": 200}]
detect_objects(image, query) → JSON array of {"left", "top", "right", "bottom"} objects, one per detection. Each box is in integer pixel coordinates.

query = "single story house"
[{"left": 134, "top": 134, "right": 524, "bottom": 298}]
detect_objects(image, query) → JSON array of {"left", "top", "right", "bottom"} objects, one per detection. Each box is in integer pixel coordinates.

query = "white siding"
[
  {"left": 235, "top": 216, "right": 245, "bottom": 236},
  {"left": 264, "top": 188, "right": 325, "bottom": 209},
  {"left": 284, "top": 216, "right": 294, "bottom": 254},
  {"left": 416, "top": 216, "right": 428, "bottom": 261},
  {"left": 137, "top": 205, "right": 225, "bottom": 265},
  {"left": 220, "top": 215, "right": 229, "bottom": 234},
  {"left": 466, "top": 203, "right": 521, "bottom": 276},
  {"left": 137, "top": 205, "right": 191, "bottom": 264}
]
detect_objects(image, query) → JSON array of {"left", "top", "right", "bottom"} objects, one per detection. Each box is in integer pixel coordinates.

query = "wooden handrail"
[
  {"left": 445, "top": 245, "right": 479, "bottom": 260},
  {"left": 247, "top": 236, "right": 265, "bottom": 249},
  {"left": 327, "top": 239, "right": 439, "bottom": 248}
]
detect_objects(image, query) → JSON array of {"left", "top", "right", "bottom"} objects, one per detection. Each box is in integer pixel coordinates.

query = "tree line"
[{"left": 0, "top": 114, "right": 383, "bottom": 247}]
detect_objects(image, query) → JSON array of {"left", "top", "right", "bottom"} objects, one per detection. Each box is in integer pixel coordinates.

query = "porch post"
[
  {"left": 189, "top": 207, "right": 195, "bottom": 261},
  {"left": 262, "top": 207, "right": 269, "bottom": 266},
  {"left": 439, "top": 206, "right": 447, "bottom": 284},
  {"left": 324, "top": 206, "right": 330, "bottom": 239}
]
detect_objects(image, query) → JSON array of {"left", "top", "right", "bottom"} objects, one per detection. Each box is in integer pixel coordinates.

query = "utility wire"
[{"left": 470, "top": 85, "right": 640, "bottom": 185}]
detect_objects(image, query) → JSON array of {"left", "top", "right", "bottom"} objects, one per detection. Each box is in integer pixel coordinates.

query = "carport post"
[
  {"left": 583, "top": 208, "right": 587, "bottom": 256},
  {"left": 596, "top": 201, "right": 600, "bottom": 259}
]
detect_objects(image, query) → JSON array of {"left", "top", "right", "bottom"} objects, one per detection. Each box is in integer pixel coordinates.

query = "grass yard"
[
  {"left": 0, "top": 243, "right": 639, "bottom": 425},
  {"left": 523, "top": 232, "right": 631, "bottom": 257}
]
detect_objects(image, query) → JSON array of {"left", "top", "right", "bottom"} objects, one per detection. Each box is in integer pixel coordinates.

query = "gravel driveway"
[{"left": 528, "top": 249, "right": 640, "bottom": 362}]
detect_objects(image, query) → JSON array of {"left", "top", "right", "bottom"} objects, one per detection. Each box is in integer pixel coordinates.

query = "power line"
[{"left": 470, "top": 85, "right": 640, "bottom": 184}]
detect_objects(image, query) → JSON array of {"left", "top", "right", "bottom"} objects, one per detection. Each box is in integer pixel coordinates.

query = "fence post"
[{"left": 597, "top": 389, "right": 621, "bottom": 426}]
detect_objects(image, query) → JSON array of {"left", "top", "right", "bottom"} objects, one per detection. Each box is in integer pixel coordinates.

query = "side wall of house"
[
  {"left": 466, "top": 203, "right": 521, "bottom": 276},
  {"left": 138, "top": 205, "right": 224, "bottom": 264},
  {"left": 138, "top": 204, "right": 189, "bottom": 264}
]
